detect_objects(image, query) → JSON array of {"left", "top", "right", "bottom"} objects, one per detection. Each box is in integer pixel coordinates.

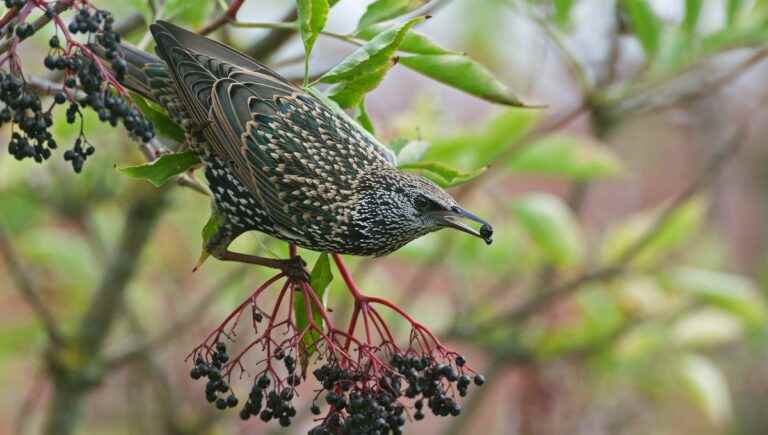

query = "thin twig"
[
  {"left": 197, "top": 0, "right": 245, "bottom": 35},
  {"left": 0, "top": 227, "right": 64, "bottom": 346},
  {"left": 0, "top": 0, "right": 74, "bottom": 56},
  {"left": 104, "top": 266, "right": 249, "bottom": 370},
  {"left": 466, "top": 124, "right": 749, "bottom": 335},
  {"left": 247, "top": 6, "right": 298, "bottom": 60}
]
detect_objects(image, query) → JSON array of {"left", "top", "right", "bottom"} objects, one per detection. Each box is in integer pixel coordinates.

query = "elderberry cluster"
[
  {"left": 1, "top": 72, "right": 57, "bottom": 163},
  {"left": 4, "top": 0, "right": 25, "bottom": 10},
  {"left": 307, "top": 353, "right": 484, "bottom": 435},
  {"left": 190, "top": 343, "right": 239, "bottom": 410},
  {"left": 67, "top": 7, "right": 127, "bottom": 80}
]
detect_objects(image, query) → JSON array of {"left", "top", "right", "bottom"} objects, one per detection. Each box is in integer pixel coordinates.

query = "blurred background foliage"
[{"left": 3, "top": 0, "right": 768, "bottom": 434}]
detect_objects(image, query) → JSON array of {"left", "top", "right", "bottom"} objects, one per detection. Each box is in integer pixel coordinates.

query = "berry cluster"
[
  {"left": 243, "top": 373, "right": 299, "bottom": 426},
  {"left": 2, "top": 4, "right": 154, "bottom": 172},
  {"left": 189, "top": 343, "right": 238, "bottom": 411},
  {"left": 3, "top": 0, "right": 25, "bottom": 10},
  {"left": 67, "top": 7, "right": 127, "bottom": 80},
  {"left": 1, "top": 72, "right": 58, "bottom": 163},
  {"left": 304, "top": 352, "right": 483, "bottom": 435}
]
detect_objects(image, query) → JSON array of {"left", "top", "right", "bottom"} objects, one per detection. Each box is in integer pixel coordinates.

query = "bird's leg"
[{"left": 214, "top": 250, "right": 309, "bottom": 282}]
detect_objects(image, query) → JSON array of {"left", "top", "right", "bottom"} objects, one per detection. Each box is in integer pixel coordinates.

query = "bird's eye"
[{"left": 414, "top": 196, "right": 438, "bottom": 211}]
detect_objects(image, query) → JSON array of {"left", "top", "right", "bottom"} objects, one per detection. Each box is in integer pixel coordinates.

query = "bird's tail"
[{"left": 90, "top": 42, "right": 169, "bottom": 103}]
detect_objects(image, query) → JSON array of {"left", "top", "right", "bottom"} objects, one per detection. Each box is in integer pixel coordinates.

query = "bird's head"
[{"left": 350, "top": 170, "right": 493, "bottom": 256}]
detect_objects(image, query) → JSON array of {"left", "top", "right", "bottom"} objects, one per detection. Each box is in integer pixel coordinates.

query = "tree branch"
[
  {"left": 0, "top": 227, "right": 64, "bottom": 346},
  {"left": 246, "top": 7, "right": 298, "bottom": 61}
]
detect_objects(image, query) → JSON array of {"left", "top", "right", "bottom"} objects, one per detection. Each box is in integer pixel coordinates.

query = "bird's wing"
[{"left": 150, "top": 21, "right": 395, "bottom": 232}]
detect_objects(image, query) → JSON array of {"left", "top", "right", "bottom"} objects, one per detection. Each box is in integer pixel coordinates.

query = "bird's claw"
[{"left": 282, "top": 256, "right": 309, "bottom": 282}]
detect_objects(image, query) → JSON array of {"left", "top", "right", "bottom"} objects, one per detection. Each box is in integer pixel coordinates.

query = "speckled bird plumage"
[{"left": 113, "top": 21, "right": 492, "bottom": 258}]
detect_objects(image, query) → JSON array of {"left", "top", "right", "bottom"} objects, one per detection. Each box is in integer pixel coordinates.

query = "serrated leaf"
[
  {"left": 132, "top": 94, "right": 185, "bottom": 142},
  {"left": 399, "top": 54, "right": 532, "bottom": 106},
  {"left": 600, "top": 199, "right": 705, "bottom": 267},
  {"left": 321, "top": 17, "right": 423, "bottom": 107},
  {"left": 297, "top": 0, "right": 330, "bottom": 82},
  {"left": 622, "top": 0, "right": 662, "bottom": 58},
  {"left": 398, "top": 161, "right": 485, "bottom": 188},
  {"left": 508, "top": 134, "right": 623, "bottom": 180},
  {"left": 118, "top": 151, "right": 201, "bottom": 187},
  {"left": 511, "top": 193, "right": 584, "bottom": 267},
  {"left": 664, "top": 267, "right": 767, "bottom": 326},
  {"left": 356, "top": 23, "right": 453, "bottom": 54},
  {"left": 357, "top": 0, "right": 426, "bottom": 29},
  {"left": 678, "top": 353, "right": 732, "bottom": 426},
  {"left": 295, "top": 253, "right": 333, "bottom": 373},
  {"left": 356, "top": 99, "right": 376, "bottom": 134}
]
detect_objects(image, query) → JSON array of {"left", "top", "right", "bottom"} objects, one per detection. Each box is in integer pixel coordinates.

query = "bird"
[{"left": 109, "top": 20, "right": 493, "bottom": 280}]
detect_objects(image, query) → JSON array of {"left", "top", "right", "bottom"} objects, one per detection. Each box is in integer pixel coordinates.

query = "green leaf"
[
  {"left": 553, "top": 0, "right": 576, "bottom": 28},
  {"left": 357, "top": 0, "right": 426, "bottom": 29},
  {"left": 677, "top": 353, "right": 733, "bottom": 426},
  {"left": 683, "top": 0, "right": 703, "bottom": 36},
  {"left": 672, "top": 308, "right": 744, "bottom": 349},
  {"left": 398, "top": 54, "right": 532, "bottom": 106},
  {"left": 426, "top": 108, "right": 542, "bottom": 168},
  {"left": 356, "top": 99, "right": 376, "bottom": 134},
  {"left": 321, "top": 17, "right": 423, "bottom": 107},
  {"left": 132, "top": 94, "right": 185, "bottom": 142},
  {"left": 356, "top": 23, "right": 453, "bottom": 54},
  {"left": 600, "top": 199, "right": 705, "bottom": 267},
  {"left": 297, "top": 0, "right": 330, "bottom": 82},
  {"left": 726, "top": 0, "right": 744, "bottom": 27},
  {"left": 118, "top": 151, "right": 201, "bottom": 187},
  {"left": 321, "top": 17, "right": 423, "bottom": 83},
  {"left": 398, "top": 161, "right": 486, "bottom": 188},
  {"left": 664, "top": 267, "right": 768, "bottom": 327},
  {"left": 395, "top": 140, "right": 430, "bottom": 165},
  {"left": 295, "top": 253, "right": 333, "bottom": 373},
  {"left": 507, "top": 134, "right": 623, "bottom": 180},
  {"left": 165, "top": 0, "right": 213, "bottom": 26},
  {"left": 622, "top": 0, "right": 662, "bottom": 58},
  {"left": 197, "top": 208, "right": 225, "bottom": 268},
  {"left": 511, "top": 193, "right": 584, "bottom": 268},
  {"left": 127, "top": 0, "right": 153, "bottom": 25}
]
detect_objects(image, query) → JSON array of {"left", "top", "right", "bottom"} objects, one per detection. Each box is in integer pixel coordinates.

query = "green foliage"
[
  {"left": 600, "top": 199, "right": 705, "bottom": 267},
  {"left": 398, "top": 161, "right": 486, "bottom": 188},
  {"left": 399, "top": 54, "right": 531, "bottom": 106},
  {"left": 511, "top": 193, "right": 584, "bottom": 268},
  {"left": 356, "top": 24, "right": 454, "bottom": 55},
  {"left": 321, "top": 17, "right": 423, "bottom": 108},
  {"left": 295, "top": 253, "right": 333, "bottom": 371},
  {"left": 118, "top": 151, "right": 201, "bottom": 187},
  {"left": 621, "top": 0, "right": 662, "bottom": 58},
  {"left": 553, "top": 0, "right": 576, "bottom": 28},
  {"left": 132, "top": 95, "right": 185, "bottom": 142},
  {"left": 677, "top": 353, "right": 733, "bottom": 425},
  {"left": 357, "top": 0, "right": 426, "bottom": 30},
  {"left": 507, "top": 134, "right": 624, "bottom": 180},
  {"left": 425, "top": 108, "right": 542, "bottom": 168},
  {"left": 663, "top": 267, "right": 767, "bottom": 327},
  {"left": 297, "top": 0, "right": 330, "bottom": 82}
]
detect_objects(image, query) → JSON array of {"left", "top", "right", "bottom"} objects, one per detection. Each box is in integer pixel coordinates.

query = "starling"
[{"left": 111, "top": 21, "right": 492, "bottom": 278}]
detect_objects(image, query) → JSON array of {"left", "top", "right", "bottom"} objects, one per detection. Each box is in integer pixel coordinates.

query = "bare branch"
[{"left": 0, "top": 227, "right": 64, "bottom": 346}]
